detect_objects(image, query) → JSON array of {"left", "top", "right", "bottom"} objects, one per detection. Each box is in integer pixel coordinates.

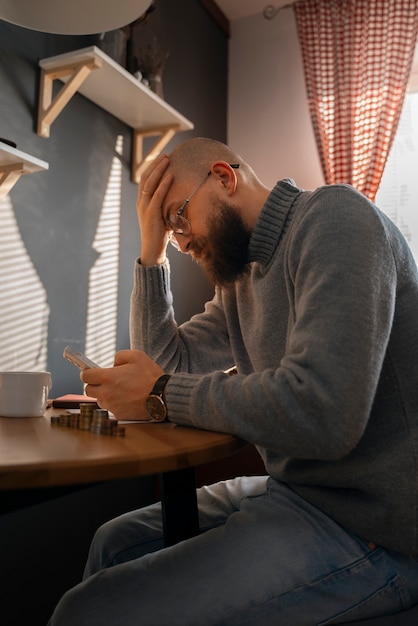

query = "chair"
[{"left": 340, "top": 601, "right": 418, "bottom": 625}]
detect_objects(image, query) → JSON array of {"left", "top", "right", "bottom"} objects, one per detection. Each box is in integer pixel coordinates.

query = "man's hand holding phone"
[{"left": 79, "top": 349, "right": 164, "bottom": 421}]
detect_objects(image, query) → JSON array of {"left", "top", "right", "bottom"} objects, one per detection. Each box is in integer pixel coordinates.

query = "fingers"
[
  {"left": 113, "top": 349, "right": 142, "bottom": 366},
  {"left": 81, "top": 367, "right": 108, "bottom": 404},
  {"left": 136, "top": 155, "right": 174, "bottom": 265},
  {"left": 80, "top": 351, "right": 142, "bottom": 387},
  {"left": 137, "top": 153, "right": 174, "bottom": 225},
  {"left": 80, "top": 367, "right": 102, "bottom": 386},
  {"left": 152, "top": 171, "right": 174, "bottom": 207},
  {"left": 139, "top": 153, "right": 170, "bottom": 199}
]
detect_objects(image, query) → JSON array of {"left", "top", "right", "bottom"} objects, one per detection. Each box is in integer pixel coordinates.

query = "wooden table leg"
[{"left": 159, "top": 467, "right": 199, "bottom": 546}]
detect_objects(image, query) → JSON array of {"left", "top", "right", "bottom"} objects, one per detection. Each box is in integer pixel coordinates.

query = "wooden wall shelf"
[
  {"left": 38, "top": 46, "right": 194, "bottom": 182},
  {"left": 0, "top": 143, "right": 49, "bottom": 200}
]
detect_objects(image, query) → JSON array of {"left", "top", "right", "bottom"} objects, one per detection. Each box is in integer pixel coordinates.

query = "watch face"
[{"left": 146, "top": 395, "right": 167, "bottom": 422}]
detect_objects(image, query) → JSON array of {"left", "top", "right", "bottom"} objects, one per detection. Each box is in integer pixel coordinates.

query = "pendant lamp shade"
[{"left": 0, "top": 0, "right": 153, "bottom": 34}]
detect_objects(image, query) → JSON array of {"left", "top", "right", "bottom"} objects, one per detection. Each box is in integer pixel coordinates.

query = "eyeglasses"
[{"left": 168, "top": 163, "right": 240, "bottom": 249}]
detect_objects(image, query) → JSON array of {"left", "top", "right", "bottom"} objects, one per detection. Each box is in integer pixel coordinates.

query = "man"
[{"left": 49, "top": 137, "right": 418, "bottom": 625}]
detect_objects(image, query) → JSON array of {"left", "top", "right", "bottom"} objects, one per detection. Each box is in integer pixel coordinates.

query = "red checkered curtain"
[{"left": 293, "top": 0, "right": 418, "bottom": 200}]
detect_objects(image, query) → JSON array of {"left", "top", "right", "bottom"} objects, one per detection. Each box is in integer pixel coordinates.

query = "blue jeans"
[{"left": 48, "top": 476, "right": 418, "bottom": 625}]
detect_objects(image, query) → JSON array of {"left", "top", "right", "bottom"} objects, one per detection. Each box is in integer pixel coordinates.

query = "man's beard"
[{"left": 190, "top": 198, "right": 251, "bottom": 287}]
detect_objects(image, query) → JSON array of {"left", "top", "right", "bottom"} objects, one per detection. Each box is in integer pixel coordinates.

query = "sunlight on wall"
[
  {"left": 84, "top": 135, "right": 123, "bottom": 367},
  {"left": 0, "top": 194, "right": 49, "bottom": 371}
]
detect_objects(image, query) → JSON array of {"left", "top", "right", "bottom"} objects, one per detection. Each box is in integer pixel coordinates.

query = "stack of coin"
[
  {"left": 68, "top": 414, "right": 79, "bottom": 428},
  {"left": 58, "top": 413, "right": 70, "bottom": 427},
  {"left": 90, "top": 409, "right": 112, "bottom": 434},
  {"left": 50, "top": 407, "right": 125, "bottom": 437},
  {"left": 90, "top": 409, "right": 126, "bottom": 437},
  {"left": 79, "top": 402, "right": 95, "bottom": 430},
  {"left": 95, "top": 417, "right": 126, "bottom": 437}
]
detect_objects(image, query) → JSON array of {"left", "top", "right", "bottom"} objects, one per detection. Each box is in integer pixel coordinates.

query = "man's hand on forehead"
[{"left": 136, "top": 154, "right": 174, "bottom": 266}]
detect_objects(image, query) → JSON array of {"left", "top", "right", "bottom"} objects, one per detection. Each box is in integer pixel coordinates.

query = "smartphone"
[{"left": 63, "top": 345, "right": 100, "bottom": 370}]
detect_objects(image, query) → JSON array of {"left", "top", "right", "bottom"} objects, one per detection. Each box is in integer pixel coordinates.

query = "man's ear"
[{"left": 210, "top": 161, "right": 238, "bottom": 195}]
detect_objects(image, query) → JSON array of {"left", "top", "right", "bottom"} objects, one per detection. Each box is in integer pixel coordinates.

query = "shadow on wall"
[
  {"left": 0, "top": 193, "right": 49, "bottom": 370},
  {"left": 2, "top": 116, "right": 123, "bottom": 394}
]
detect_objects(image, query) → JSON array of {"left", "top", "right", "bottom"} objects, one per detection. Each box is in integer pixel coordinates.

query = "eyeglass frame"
[{"left": 167, "top": 163, "right": 240, "bottom": 246}]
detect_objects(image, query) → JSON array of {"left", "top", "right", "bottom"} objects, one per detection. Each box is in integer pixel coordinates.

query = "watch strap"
[{"left": 150, "top": 374, "right": 171, "bottom": 398}]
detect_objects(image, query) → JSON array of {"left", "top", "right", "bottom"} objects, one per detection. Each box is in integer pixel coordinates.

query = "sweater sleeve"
[{"left": 129, "top": 258, "right": 234, "bottom": 374}]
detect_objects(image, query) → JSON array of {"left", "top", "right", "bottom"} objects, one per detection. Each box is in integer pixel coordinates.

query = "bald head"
[{"left": 169, "top": 137, "right": 259, "bottom": 186}]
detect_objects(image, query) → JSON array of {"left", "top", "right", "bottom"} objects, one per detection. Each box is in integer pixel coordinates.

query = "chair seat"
[{"left": 340, "top": 601, "right": 418, "bottom": 625}]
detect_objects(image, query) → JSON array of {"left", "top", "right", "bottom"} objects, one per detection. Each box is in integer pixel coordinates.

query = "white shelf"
[
  {"left": 38, "top": 46, "right": 194, "bottom": 182},
  {"left": 0, "top": 143, "right": 49, "bottom": 200}
]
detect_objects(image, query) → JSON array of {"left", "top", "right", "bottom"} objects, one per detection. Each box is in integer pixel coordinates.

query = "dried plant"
[{"left": 136, "top": 36, "right": 169, "bottom": 74}]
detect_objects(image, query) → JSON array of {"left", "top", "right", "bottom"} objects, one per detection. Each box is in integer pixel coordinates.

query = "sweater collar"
[{"left": 248, "top": 178, "right": 301, "bottom": 265}]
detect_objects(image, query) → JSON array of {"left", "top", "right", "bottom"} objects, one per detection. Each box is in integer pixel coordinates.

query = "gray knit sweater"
[{"left": 130, "top": 179, "right": 418, "bottom": 555}]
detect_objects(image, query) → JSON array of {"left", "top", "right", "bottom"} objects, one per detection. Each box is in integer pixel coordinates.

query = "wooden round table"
[{"left": 0, "top": 409, "right": 247, "bottom": 545}]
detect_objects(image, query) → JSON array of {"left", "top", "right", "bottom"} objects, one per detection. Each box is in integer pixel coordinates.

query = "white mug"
[{"left": 0, "top": 371, "right": 52, "bottom": 417}]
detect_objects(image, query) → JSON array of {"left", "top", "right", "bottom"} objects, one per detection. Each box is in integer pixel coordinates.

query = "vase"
[
  {"left": 145, "top": 72, "right": 164, "bottom": 99},
  {"left": 96, "top": 29, "right": 127, "bottom": 67}
]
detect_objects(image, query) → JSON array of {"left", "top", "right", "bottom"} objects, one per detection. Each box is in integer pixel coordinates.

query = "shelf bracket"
[
  {"left": 0, "top": 163, "right": 25, "bottom": 199},
  {"left": 132, "top": 124, "right": 181, "bottom": 183},
  {"left": 37, "top": 58, "right": 102, "bottom": 138}
]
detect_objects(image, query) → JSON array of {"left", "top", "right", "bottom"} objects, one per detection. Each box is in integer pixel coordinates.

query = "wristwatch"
[{"left": 145, "top": 374, "right": 171, "bottom": 422}]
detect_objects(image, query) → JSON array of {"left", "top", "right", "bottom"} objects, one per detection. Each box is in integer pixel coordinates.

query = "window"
[{"left": 375, "top": 48, "right": 418, "bottom": 265}]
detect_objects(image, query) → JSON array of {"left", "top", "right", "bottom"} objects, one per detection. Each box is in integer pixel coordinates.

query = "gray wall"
[
  {"left": 0, "top": 0, "right": 226, "bottom": 396},
  {"left": 0, "top": 2, "right": 227, "bottom": 624}
]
